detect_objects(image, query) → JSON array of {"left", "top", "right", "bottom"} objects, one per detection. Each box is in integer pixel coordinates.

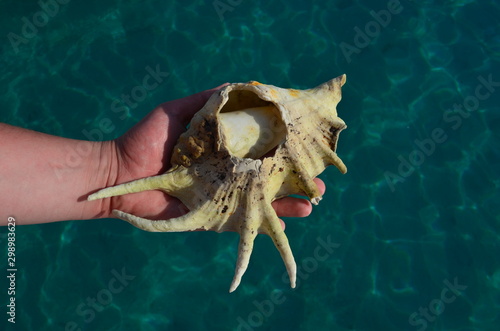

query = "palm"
[{"left": 108, "top": 86, "right": 325, "bottom": 227}]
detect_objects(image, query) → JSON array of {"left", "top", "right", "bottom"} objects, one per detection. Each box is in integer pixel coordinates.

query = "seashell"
[{"left": 88, "top": 75, "right": 348, "bottom": 292}]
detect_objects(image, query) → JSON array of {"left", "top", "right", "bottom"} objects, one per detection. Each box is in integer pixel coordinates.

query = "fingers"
[
  {"left": 272, "top": 178, "right": 326, "bottom": 218},
  {"left": 299, "top": 178, "right": 325, "bottom": 197},
  {"left": 272, "top": 197, "right": 312, "bottom": 218},
  {"left": 278, "top": 218, "right": 286, "bottom": 230},
  {"left": 314, "top": 178, "right": 326, "bottom": 195}
]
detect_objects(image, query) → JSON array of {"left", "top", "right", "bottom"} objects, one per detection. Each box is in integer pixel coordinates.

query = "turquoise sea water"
[{"left": 1, "top": 0, "right": 499, "bottom": 330}]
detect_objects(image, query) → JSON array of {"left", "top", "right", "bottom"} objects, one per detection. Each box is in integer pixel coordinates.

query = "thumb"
[{"left": 165, "top": 83, "right": 229, "bottom": 126}]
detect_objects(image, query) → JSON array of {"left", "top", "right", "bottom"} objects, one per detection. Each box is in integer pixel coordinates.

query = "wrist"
[{"left": 84, "top": 140, "right": 120, "bottom": 219}]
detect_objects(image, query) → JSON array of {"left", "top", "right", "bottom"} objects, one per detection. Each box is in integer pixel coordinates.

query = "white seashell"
[{"left": 88, "top": 75, "right": 348, "bottom": 292}]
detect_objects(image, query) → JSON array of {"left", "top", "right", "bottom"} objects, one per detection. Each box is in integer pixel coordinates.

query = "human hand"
[{"left": 105, "top": 85, "right": 326, "bottom": 229}]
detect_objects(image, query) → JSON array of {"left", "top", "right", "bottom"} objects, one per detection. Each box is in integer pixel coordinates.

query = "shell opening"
[{"left": 219, "top": 90, "right": 286, "bottom": 159}]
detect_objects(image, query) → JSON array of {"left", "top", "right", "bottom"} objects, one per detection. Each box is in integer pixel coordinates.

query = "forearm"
[{"left": 0, "top": 124, "right": 117, "bottom": 225}]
